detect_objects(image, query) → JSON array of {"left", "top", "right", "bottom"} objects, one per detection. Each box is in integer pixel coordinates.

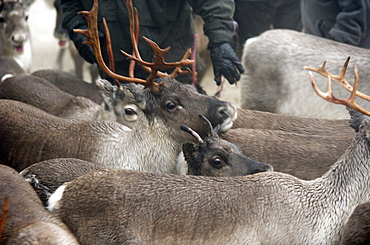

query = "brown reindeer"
[
  {"left": 31, "top": 68, "right": 103, "bottom": 104},
  {"left": 20, "top": 158, "right": 102, "bottom": 207},
  {"left": 181, "top": 114, "right": 273, "bottom": 176},
  {"left": 0, "top": 0, "right": 236, "bottom": 172},
  {"left": 339, "top": 202, "right": 370, "bottom": 245},
  {"left": 0, "top": 56, "right": 140, "bottom": 128},
  {"left": 0, "top": 164, "right": 79, "bottom": 245},
  {"left": 47, "top": 78, "right": 370, "bottom": 244}
]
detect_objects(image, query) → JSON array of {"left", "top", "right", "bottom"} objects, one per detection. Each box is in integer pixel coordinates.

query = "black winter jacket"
[{"left": 301, "top": 0, "right": 370, "bottom": 49}]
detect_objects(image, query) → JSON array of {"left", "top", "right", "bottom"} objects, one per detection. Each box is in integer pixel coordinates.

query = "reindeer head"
[
  {"left": 182, "top": 115, "right": 273, "bottom": 177},
  {"left": 0, "top": 0, "right": 32, "bottom": 54},
  {"left": 75, "top": 0, "right": 237, "bottom": 140}
]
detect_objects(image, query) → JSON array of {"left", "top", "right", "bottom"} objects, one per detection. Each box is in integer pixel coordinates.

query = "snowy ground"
[{"left": 28, "top": 0, "right": 241, "bottom": 107}]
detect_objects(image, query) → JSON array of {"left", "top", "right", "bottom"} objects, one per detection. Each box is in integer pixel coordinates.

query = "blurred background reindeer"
[{"left": 0, "top": 0, "right": 34, "bottom": 71}]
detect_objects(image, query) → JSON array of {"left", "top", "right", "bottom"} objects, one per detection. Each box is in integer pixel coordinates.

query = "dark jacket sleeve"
[
  {"left": 328, "top": 0, "right": 370, "bottom": 46},
  {"left": 60, "top": 0, "right": 92, "bottom": 36},
  {"left": 188, "top": 0, "right": 237, "bottom": 48}
]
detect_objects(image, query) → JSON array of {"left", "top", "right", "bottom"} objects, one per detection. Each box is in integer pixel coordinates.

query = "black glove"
[
  {"left": 69, "top": 24, "right": 96, "bottom": 64},
  {"left": 210, "top": 42, "right": 245, "bottom": 85}
]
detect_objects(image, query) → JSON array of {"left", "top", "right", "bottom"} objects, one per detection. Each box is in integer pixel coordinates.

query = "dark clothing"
[
  {"left": 233, "top": 0, "right": 302, "bottom": 57},
  {"left": 61, "top": 0, "right": 237, "bottom": 83},
  {"left": 301, "top": 0, "right": 370, "bottom": 49}
]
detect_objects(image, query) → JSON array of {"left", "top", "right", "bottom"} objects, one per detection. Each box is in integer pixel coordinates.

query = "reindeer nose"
[
  {"left": 256, "top": 164, "right": 273, "bottom": 173},
  {"left": 217, "top": 102, "right": 237, "bottom": 133},
  {"left": 12, "top": 34, "right": 27, "bottom": 44},
  {"left": 218, "top": 103, "right": 237, "bottom": 120},
  {"left": 264, "top": 164, "right": 274, "bottom": 172},
  {"left": 248, "top": 162, "right": 273, "bottom": 175},
  {"left": 217, "top": 107, "right": 230, "bottom": 120}
]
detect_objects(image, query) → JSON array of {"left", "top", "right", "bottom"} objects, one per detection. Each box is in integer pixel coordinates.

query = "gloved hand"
[
  {"left": 210, "top": 42, "right": 245, "bottom": 85},
  {"left": 70, "top": 24, "right": 96, "bottom": 64}
]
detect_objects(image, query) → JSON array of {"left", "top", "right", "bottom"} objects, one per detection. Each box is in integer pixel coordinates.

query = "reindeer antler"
[
  {"left": 180, "top": 125, "right": 204, "bottom": 143},
  {"left": 180, "top": 115, "right": 220, "bottom": 143},
  {"left": 74, "top": 0, "right": 194, "bottom": 92},
  {"left": 304, "top": 57, "right": 370, "bottom": 101},
  {"left": 0, "top": 197, "right": 9, "bottom": 239},
  {"left": 309, "top": 64, "right": 370, "bottom": 116}
]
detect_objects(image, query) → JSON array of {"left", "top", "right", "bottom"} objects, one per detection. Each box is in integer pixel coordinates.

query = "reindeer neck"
[
  {"left": 98, "top": 117, "right": 180, "bottom": 174},
  {"left": 311, "top": 131, "right": 370, "bottom": 225},
  {"left": 0, "top": 34, "right": 10, "bottom": 56}
]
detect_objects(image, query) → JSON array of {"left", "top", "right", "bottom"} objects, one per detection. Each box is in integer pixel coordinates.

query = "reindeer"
[
  {"left": 339, "top": 202, "right": 370, "bottom": 245},
  {"left": 20, "top": 158, "right": 102, "bottom": 207},
  {"left": 19, "top": 115, "right": 273, "bottom": 207},
  {"left": 0, "top": 164, "right": 79, "bottom": 245},
  {"left": 222, "top": 58, "right": 366, "bottom": 180},
  {"left": 180, "top": 114, "right": 273, "bottom": 176},
  {"left": 221, "top": 126, "right": 353, "bottom": 180},
  {"left": 0, "top": 0, "right": 33, "bottom": 72},
  {"left": 0, "top": 80, "right": 234, "bottom": 172},
  {"left": 20, "top": 115, "right": 273, "bottom": 207},
  {"left": 31, "top": 68, "right": 103, "bottom": 104},
  {"left": 52, "top": 0, "right": 99, "bottom": 83},
  {"left": 0, "top": 0, "right": 236, "bottom": 172},
  {"left": 47, "top": 75, "right": 370, "bottom": 244},
  {"left": 240, "top": 29, "right": 370, "bottom": 119},
  {"left": 0, "top": 56, "right": 140, "bottom": 127}
]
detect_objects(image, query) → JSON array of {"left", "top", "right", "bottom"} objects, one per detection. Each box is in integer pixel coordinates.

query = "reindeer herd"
[{"left": 0, "top": 0, "right": 370, "bottom": 244}]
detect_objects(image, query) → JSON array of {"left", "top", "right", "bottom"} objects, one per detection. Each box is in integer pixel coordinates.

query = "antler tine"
[
  {"left": 120, "top": 37, "right": 194, "bottom": 71},
  {"left": 180, "top": 125, "right": 204, "bottom": 144},
  {"left": 0, "top": 197, "right": 9, "bottom": 238},
  {"left": 128, "top": 5, "right": 139, "bottom": 78},
  {"left": 124, "top": 0, "right": 192, "bottom": 79},
  {"left": 168, "top": 48, "right": 192, "bottom": 78},
  {"left": 120, "top": 37, "right": 194, "bottom": 90},
  {"left": 199, "top": 114, "right": 219, "bottom": 137},
  {"left": 304, "top": 57, "right": 370, "bottom": 101},
  {"left": 74, "top": 0, "right": 150, "bottom": 87},
  {"left": 75, "top": 0, "right": 194, "bottom": 92},
  {"left": 102, "top": 18, "right": 121, "bottom": 88},
  {"left": 309, "top": 67, "right": 370, "bottom": 116}
]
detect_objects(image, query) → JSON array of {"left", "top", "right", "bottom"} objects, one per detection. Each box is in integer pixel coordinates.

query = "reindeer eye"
[
  {"left": 0, "top": 17, "right": 6, "bottom": 23},
  {"left": 211, "top": 156, "right": 223, "bottom": 169},
  {"left": 165, "top": 101, "right": 177, "bottom": 110},
  {"left": 124, "top": 108, "right": 136, "bottom": 116}
]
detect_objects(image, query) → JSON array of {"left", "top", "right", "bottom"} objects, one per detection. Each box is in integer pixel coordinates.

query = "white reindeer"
[{"left": 240, "top": 29, "right": 370, "bottom": 119}]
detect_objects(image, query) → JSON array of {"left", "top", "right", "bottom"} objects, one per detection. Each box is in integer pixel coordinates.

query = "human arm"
[
  {"left": 325, "top": 0, "right": 370, "bottom": 46},
  {"left": 189, "top": 0, "right": 244, "bottom": 85},
  {"left": 60, "top": 0, "right": 96, "bottom": 64}
]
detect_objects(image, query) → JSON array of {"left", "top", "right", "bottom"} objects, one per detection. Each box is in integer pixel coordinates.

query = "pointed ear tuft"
[{"left": 182, "top": 142, "right": 198, "bottom": 162}]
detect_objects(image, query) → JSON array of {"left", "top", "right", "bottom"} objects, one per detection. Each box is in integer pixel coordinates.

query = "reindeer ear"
[
  {"left": 96, "top": 79, "right": 117, "bottom": 95},
  {"left": 96, "top": 79, "right": 117, "bottom": 110},
  {"left": 22, "top": 0, "right": 35, "bottom": 8},
  {"left": 182, "top": 142, "right": 199, "bottom": 162}
]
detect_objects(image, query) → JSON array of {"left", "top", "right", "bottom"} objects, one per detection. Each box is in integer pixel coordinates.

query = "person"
[
  {"left": 233, "top": 0, "right": 302, "bottom": 57},
  {"left": 60, "top": 0, "right": 244, "bottom": 86},
  {"left": 301, "top": 0, "right": 370, "bottom": 49}
]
